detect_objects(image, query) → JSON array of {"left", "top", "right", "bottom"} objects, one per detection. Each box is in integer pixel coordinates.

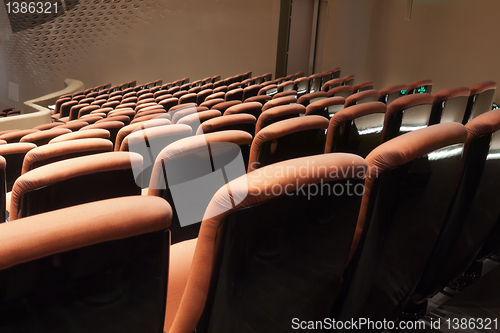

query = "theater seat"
[
  {"left": 177, "top": 110, "right": 221, "bottom": 133},
  {"left": 324, "top": 101, "right": 387, "bottom": 157},
  {"left": 408, "top": 109, "right": 500, "bottom": 309},
  {"left": 171, "top": 107, "right": 208, "bottom": 124},
  {"left": 167, "top": 153, "right": 366, "bottom": 333},
  {"left": 249, "top": 115, "right": 329, "bottom": 171},
  {"left": 211, "top": 101, "right": 241, "bottom": 115},
  {"left": 322, "top": 78, "right": 342, "bottom": 92},
  {"left": 297, "top": 91, "right": 328, "bottom": 107},
  {"left": 114, "top": 118, "right": 171, "bottom": 151},
  {"left": 0, "top": 129, "right": 40, "bottom": 144},
  {"left": 463, "top": 81, "right": 497, "bottom": 123},
  {"left": 344, "top": 90, "right": 379, "bottom": 107},
  {"left": 244, "top": 95, "right": 271, "bottom": 104},
  {"left": 378, "top": 84, "right": 408, "bottom": 104},
  {"left": 22, "top": 138, "right": 113, "bottom": 174},
  {"left": 0, "top": 143, "right": 37, "bottom": 191},
  {"left": 121, "top": 124, "right": 192, "bottom": 186},
  {"left": 20, "top": 128, "right": 72, "bottom": 146},
  {"left": 49, "top": 129, "right": 111, "bottom": 144},
  {"left": 224, "top": 101, "right": 262, "bottom": 118},
  {"left": 255, "top": 104, "right": 305, "bottom": 133},
  {"left": 381, "top": 93, "right": 434, "bottom": 143},
  {"left": 10, "top": 152, "right": 143, "bottom": 220},
  {"left": 148, "top": 130, "right": 252, "bottom": 245},
  {"left": 262, "top": 96, "right": 297, "bottom": 112},
  {"left": 342, "top": 74, "right": 356, "bottom": 86},
  {"left": 33, "top": 123, "right": 61, "bottom": 131},
  {"left": 80, "top": 121, "right": 125, "bottom": 148},
  {"left": 0, "top": 196, "right": 171, "bottom": 333},
  {"left": 272, "top": 90, "right": 297, "bottom": 99},
  {"left": 337, "top": 123, "right": 467, "bottom": 324},
  {"left": 196, "top": 113, "right": 256, "bottom": 136},
  {"left": 408, "top": 79, "right": 433, "bottom": 94},
  {"left": 225, "top": 88, "right": 244, "bottom": 102},
  {"left": 305, "top": 96, "right": 345, "bottom": 118},
  {"left": 429, "top": 87, "right": 470, "bottom": 125},
  {"left": 352, "top": 81, "right": 375, "bottom": 93},
  {"left": 327, "top": 85, "right": 352, "bottom": 99}
]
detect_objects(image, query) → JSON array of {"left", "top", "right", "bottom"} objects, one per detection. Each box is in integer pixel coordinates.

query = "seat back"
[
  {"left": 328, "top": 85, "right": 352, "bottom": 99},
  {"left": 411, "top": 109, "right": 500, "bottom": 303},
  {"left": 325, "top": 102, "right": 387, "bottom": 157},
  {"left": 305, "top": 96, "right": 345, "bottom": 118},
  {"left": 344, "top": 90, "right": 379, "bottom": 107},
  {"left": 0, "top": 143, "right": 37, "bottom": 191},
  {"left": 429, "top": 87, "right": 470, "bottom": 125},
  {"left": 224, "top": 101, "right": 262, "bottom": 118},
  {"left": 381, "top": 93, "right": 434, "bottom": 143},
  {"left": 378, "top": 84, "right": 408, "bottom": 105},
  {"left": 255, "top": 104, "right": 305, "bottom": 133},
  {"left": 170, "top": 154, "right": 366, "bottom": 333},
  {"left": 463, "top": 81, "right": 497, "bottom": 123},
  {"left": 249, "top": 116, "right": 329, "bottom": 171},
  {"left": 148, "top": 131, "right": 252, "bottom": 244},
  {"left": 407, "top": 79, "right": 433, "bottom": 94},
  {"left": 0, "top": 196, "right": 171, "bottom": 333},
  {"left": 337, "top": 123, "right": 467, "bottom": 322},
  {"left": 20, "top": 128, "right": 72, "bottom": 146},
  {"left": 196, "top": 114, "right": 256, "bottom": 137},
  {"left": 352, "top": 81, "right": 374, "bottom": 94},
  {"left": 10, "top": 152, "right": 142, "bottom": 220}
]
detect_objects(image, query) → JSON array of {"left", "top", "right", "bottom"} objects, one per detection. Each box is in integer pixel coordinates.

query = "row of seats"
[
  {"left": 0, "top": 108, "right": 21, "bottom": 117},
  {"left": 0, "top": 69, "right": 498, "bottom": 332}
]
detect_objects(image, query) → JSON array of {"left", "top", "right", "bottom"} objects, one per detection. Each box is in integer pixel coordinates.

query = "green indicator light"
[
  {"left": 417, "top": 86, "right": 426, "bottom": 93},
  {"left": 493, "top": 104, "right": 499, "bottom": 110},
  {"left": 400, "top": 90, "right": 407, "bottom": 95}
]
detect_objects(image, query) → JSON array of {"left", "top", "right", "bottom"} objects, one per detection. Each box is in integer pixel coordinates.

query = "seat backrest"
[
  {"left": 225, "top": 88, "right": 244, "bottom": 102},
  {"left": 412, "top": 110, "right": 500, "bottom": 303},
  {"left": 305, "top": 96, "right": 345, "bottom": 118},
  {"left": 407, "top": 79, "right": 433, "bottom": 94},
  {"left": 322, "top": 78, "right": 342, "bottom": 92},
  {"left": 325, "top": 101, "right": 387, "bottom": 157},
  {"left": 242, "top": 85, "right": 261, "bottom": 100},
  {"left": 0, "top": 196, "right": 171, "bottom": 333},
  {"left": 10, "top": 152, "right": 143, "bottom": 220},
  {"left": 255, "top": 104, "right": 305, "bottom": 133},
  {"left": 352, "top": 81, "right": 374, "bottom": 94},
  {"left": 337, "top": 123, "right": 467, "bottom": 323},
  {"left": 429, "top": 87, "right": 470, "bottom": 125},
  {"left": 211, "top": 101, "right": 242, "bottom": 115},
  {"left": 197, "top": 89, "right": 214, "bottom": 105},
  {"left": 148, "top": 130, "right": 252, "bottom": 244},
  {"left": 381, "top": 93, "right": 434, "bottom": 143},
  {"left": 60, "top": 100, "right": 79, "bottom": 118},
  {"left": 196, "top": 113, "right": 256, "bottom": 136},
  {"left": 114, "top": 118, "right": 171, "bottom": 151},
  {"left": 80, "top": 121, "right": 125, "bottom": 148},
  {"left": 123, "top": 124, "right": 192, "bottom": 186},
  {"left": 463, "top": 81, "right": 497, "bottom": 123},
  {"left": 224, "top": 101, "right": 262, "bottom": 118},
  {"left": 177, "top": 110, "right": 221, "bottom": 133},
  {"left": 20, "top": 128, "right": 72, "bottom": 146},
  {"left": 342, "top": 74, "right": 356, "bottom": 86},
  {"left": 378, "top": 84, "right": 408, "bottom": 105},
  {"left": 0, "top": 143, "right": 37, "bottom": 191},
  {"left": 22, "top": 138, "right": 113, "bottom": 174},
  {"left": 171, "top": 107, "right": 208, "bottom": 124},
  {"left": 344, "top": 90, "right": 379, "bottom": 107},
  {"left": 169, "top": 153, "right": 366, "bottom": 333},
  {"left": 262, "top": 96, "right": 297, "bottom": 112},
  {"left": 328, "top": 85, "right": 352, "bottom": 99},
  {"left": 0, "top": 129, "right": 40, "bottom": 144},
  {"left": 49, "top": 129, "right": 110, "bottom": 144},
  {"left": 297, "top": 91, "right": 328, "bottom": 107},
  {"left": 249, "top": 115, "right": 329, "bottom": 171}
]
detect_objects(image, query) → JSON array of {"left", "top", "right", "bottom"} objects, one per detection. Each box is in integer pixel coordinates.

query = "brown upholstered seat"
[
  {"left": 59, "top": 100, "right": 79, "bottom": 119},
  {"left": 205, "top": 92, "right": 226, "bottom": 102},
  {"left": 77, "top": 105, "right": 101, "bottom": 118},
  {"left": 179, "top": 93, "right": 198, "bottom": 105},
  {"left": 378, "top": 84, "right": 408, "bottom": 104},
  {"left": 211, "top": 100, "right": 241, "bottom": 115},
  {"left": 325, "top": 101, "right": 387, "bottom": 157},
  {"left": 249, "top": 115, "right": 329, "bottom": 171},
  {"left": 327, "top": 85, "right": 352, "bottom": 99},
  {"left": 381, "top": 93, "right": 434, "bottom": 142},
  {"left": 337, "top": 123, "right": 467, "bottom": 324},
  {"left": 20, "top": 128, "right": 72, "bottom": 146},
  {"left": 131, "top": 113, "right": 171, "bottom": 125},
  {"left": 305, "top": 96, "right": 345, "bottom": 118},
  {"left": 10, "top": 152, "right": 143, "bottom": 220},
  {"left": 0, "top": 143, "right": 37, "bottom": 191},
  {"left": 171, "top": 107, "right": 208, "bottom": 124},
  {"left": 294, "top": 77, "right": 309, "bottom": 95},
  {"left": 429, "top": 87, "right": 470, "bottom": 125},
  {"left": 244, "top": 95, "right": 271, "bottom": 104},
  {"left": 407, "top": 79, "right": 433, "bottom": 94},
  {"left": 0, "top": 129, "right": 40, "bottom": 144},
  {"left": 22, "top": 138, "right": 113, "bottom": 174},
  {"left": 49, "top": 129, "right": 111, "bottom": 144},
  {"left": 352, "top": 81, "right": 375, "bottom": 93},
  {"left": 167, "top": 153, "right": 366, "bottom": 333},
  {"left": 200, "top": 98, "right": 225, "bottom": 109},
  {"left": 114, "top": 118, "right": 172, "bottom": 152},
  {"left": 96, "top": 115, "right": 131, "bottom": 126},
  {"left": 257, "top": 84, "right": 278, "bottom": 96},
  {"left": 196, "top": 89, "right": 214, "bottom": 105},
  {"left": 256, "top": 104, "right": 305, "bottom": 134},
  {"left": 463, "top": 81, "right": 497, "bottom": 123},
  {"left": 108, "top": 109, "right": 136, "bottom": 119},
  {"left": 33, "top": 123, "right": 62, "bottom": 131},
  {"left": 159, "top": 98, "right": 179, "bottom": 112},
  {"left": 341, "top": 74, "right": 356, "bottom": 86},
  {"left": 54, "top": 120, "right": 90, "bottom": 131},
  {"left": 297, "top": 91, "right": 328, "bottom": 107},
  {"left": 344, "top": 90, "right": 379, "bottom": 107},
  {"left": 242, "top": 85, "right": 261, "bottom": 101},
  {"left": 262, "top": 96, "right": 297, "bottom": 112},
  {"left": 148, "top": 130, "right": 252, "bottom": 245},
  {"left": 196, "top": 113, "right": 256, "bottom": 136},
  {"left": 225, "top": 88, "right": 244, "bottom": 102},
  {"left": 322, "top": 78, "right": 342, "bottom": 92},
  {"left": 224, "top": 101, "right": 262, "bottom": 118},
  {"left": 122, "top": 124, "right": 192, "bottom": 186},
  {"left": 177, "top": 110, "right": 221, "bottom": 133},
  {"left": 80, "top": 121, "right": 125, "bottom": 148},
  {"left": 0, "top": 196, "right": 171, "bottom": 332},
  {"left": 78, "top": 115, "right": 104, "bottom": 124}
]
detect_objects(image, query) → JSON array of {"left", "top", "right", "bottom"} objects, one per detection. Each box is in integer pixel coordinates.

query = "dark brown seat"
[
  {"left": 114, "top": 118, "right": 172, "bottom": 152},
  {"left": 10, "top": 152, "right": 143, "bottom": 220},
  {"left": 179, "top": 93, "right": 198, "bottom": 105},
  {"left": 20, "top": 128, "right": 72, "bottom": 146},
  {"left": 294, "top": 77, "right": 310, "bottom": 95},
  {"left": 378, "top": 84, "right": 408, "bottom": 104},
  {"left": 211, "top": 100, "right": 242, "bottom": 115},
  {"left": 196, "top": 89, "right": 214, "bottom": 105},
  {"left": 327, "top": 85, "right": 352, "bottom": 99},
  {"left": 159, "top": 98, "right": 179, "bottom": 112},
  {"left": 200, "top": 98, "right": 225, "bottom": 109},
  {"left": 167, "top": 153, "right": 366, "bottom": 333},
  {"left": 297, "top": 91, "right": 328, "bottom": 107},
  {"left": 308, "top": 74, "right": 323, "bottom": 93},
  {"left": 249, "top": 115, "right": 329, "bottom": 171},
  {"left": 242, "top": 85, "right": 261, "bottom": 101},
  {"left": 244, "top": 95, "right": 272, "bottom": 104},
  {"left": 196, "top": 113, "right": 256, "bottom": 136},
  {"left": 77, "top": 105, "right": 101, "bottom": 118},
  {"left": 80, "top": 121, "right": 125, "bottom": 148},
  {"left": 79, "top": 114, "right": 104, "bottom": 124},
  {"left": 381, "top": 93, "right": 434, "bottom": 143},
  {"left": 305, "top": 96, "right": 345, "bottom": 118},
  {"left": 324, "top": 101, "right": 387, "bottom": 157},
  {"left": 337, "top": 123, "right": 467, "bottom": 324},
  {"left": 22, "top": 138, "right": 113, "bottom": 174},
  {"left": 262, "top": 96, "right": 297, "bottom": 112},
  {"left": 256, "top": 104, "right": 305, "bottom": 134},
  {"left": 205, "top": 92, "right": 226, "bottom": 101},
  {"left": 131, "top": 113, "right": 171, "bottom": 125},
  {"left": 0, "top": 196, "right": 171, "bottom": 332},
  {"left": 344, "top": 90, "right": 379, "bottom": 107},
  {"left": 429, "top": 87, "right": 471, "bottom": 125},
  {"left": 224, "top": 101, "right": 262, "bottom": 118},
  {"left": 321, "top": 78, "right": 342, "bottom": 92},
  {"left": 272, "top": 90, "right": 297, "bottom": 100},
  {"left": 225, "top": 88, "right": 244, "bottom": 102},
  {"left": 55, "top": 120, "right": 90, "bottom": 132},
  {"left": 257, "top": 84, "right": 278, "bottom": 96},
  {"left": 0, "top": 143, "right": 37, "bottom": 191},
  {"left": 148, "top": 130, "right": 252, "bottom": 244}
]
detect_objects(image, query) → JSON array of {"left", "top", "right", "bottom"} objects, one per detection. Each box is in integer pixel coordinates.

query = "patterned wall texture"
[{"left": 0, "top": 0, "right": 280, "bottom": 110}]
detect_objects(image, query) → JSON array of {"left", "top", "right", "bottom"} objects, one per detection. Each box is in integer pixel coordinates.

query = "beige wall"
[
  {"left": 0, "top": 0, "right": 280, "bottom": 112},
  {"left": 287, "top": 0, "right": 314, "bottom": 76},
  {"left": 320, "top": 0, "right": 500, "bottom": 102}
]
